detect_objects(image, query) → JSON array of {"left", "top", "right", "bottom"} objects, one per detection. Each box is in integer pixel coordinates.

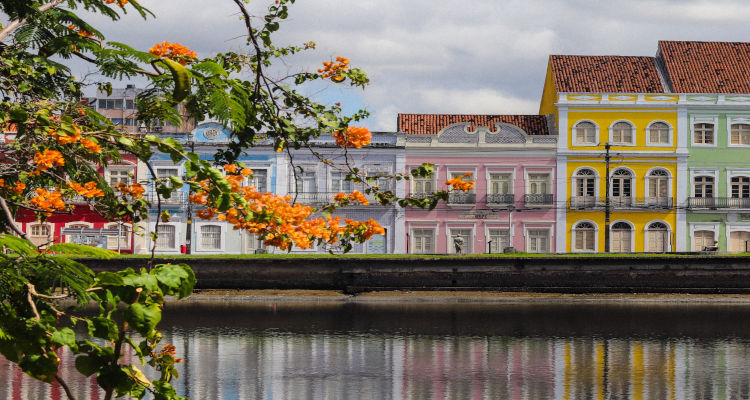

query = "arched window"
[
  {"left": 575, "top": 122, "right": 596, "bottom": 144},
  {"left": 612, "top": 121, "right": 634, "bottom": 144},
  {"left": 611, "top": 169, "right": 633, "bottom": 207},
  {"left": 574, "top": 169, "right": 596, "bottom": 207},
  {"left": 611, "top": 222, "right": 632, "bottom": 252},
  {"left": 731, "top": 123, "right": 750, "bottom": 145},
  {"left": 647, "top": 222, "right": 669, "bottom": 252},
  {"left": 574, "top": 222, "right": 596, "bottom": 251},
  {"left": 647, "top": 169, "right": 670, "bottom": 206},
  {"left": 649, "top": 122, "right": 670, "bottom": 144}
]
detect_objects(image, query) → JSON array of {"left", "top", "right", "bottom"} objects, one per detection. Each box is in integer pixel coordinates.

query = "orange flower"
[
  {"left": 149, "top": 41, "right": 197, "bottom": 65},
  {"left": 332, "top": 126, "right": 371, "bottom": 148},
  {"left": 11, "top": 182, "right": 25, "bottom": 194},
  {"left": 445, "top": 177, "right": 475, "bottom": 192},
  {"left": 33, "top": 149, "right": 65, "bottom": 174},
  {"left": 80, "top": 138, "right": 101, "bottom": 153},
  {"left": 333, "top": 192, "right": 347, "bottom": 201},
  {"left": 348, "top": 190, "right": 369, "bottom": 205},
  {"left": 116, "top": 182, "right": 145, "bottom": 199},
  {"left": 67, "top": 181, "right": 104, "bottom": 198},
  {"left": 29, "top": 188, "right": 66, "bottom": 212},
  {"left": 104, "top": 0, "right": 128, "bottom": 6},
  {"left": 223, "top": 164, "right": 238, "bottom": 173},
  {"left": 240, "top": 168, "right": 253, "bottom": 177},
  {"left": 50, "top": 127, "right": 82, "bottom": 144},
  {"left": 318, "top": 57, "right": 350, "bottom": 81}
]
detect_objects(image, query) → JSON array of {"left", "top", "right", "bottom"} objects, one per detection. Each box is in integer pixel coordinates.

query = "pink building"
[{"left": 401, "top": 114, "right": 558, "bottom": 254}]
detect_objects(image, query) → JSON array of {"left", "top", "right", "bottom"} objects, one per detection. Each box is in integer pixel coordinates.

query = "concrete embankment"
[{"left": 81, "top": 255, "right": 750, "bottom": 294}]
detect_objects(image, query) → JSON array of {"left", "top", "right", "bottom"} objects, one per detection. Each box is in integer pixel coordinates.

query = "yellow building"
[{"left": 540, "top": 55, "right": 687, "bottom": 252}]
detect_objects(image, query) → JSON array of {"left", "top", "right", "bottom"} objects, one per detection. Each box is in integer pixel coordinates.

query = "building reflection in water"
[{"left": 3, "top": 302, "right": 750, "bottom": 399}]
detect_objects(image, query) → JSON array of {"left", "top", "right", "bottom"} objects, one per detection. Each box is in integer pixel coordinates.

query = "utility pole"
[{"left": 604, "top": 142, "right": 611, "bottom": 252}]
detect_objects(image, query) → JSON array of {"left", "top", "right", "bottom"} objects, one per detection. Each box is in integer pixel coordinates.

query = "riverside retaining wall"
[{"left": 81, "top": 256, "right": 750, "bottom": 293}]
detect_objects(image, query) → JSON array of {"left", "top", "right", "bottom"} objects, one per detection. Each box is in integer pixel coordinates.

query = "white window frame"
[
  {"left": 329, "top": 170, "right": 355, "bottom": 193},
  {"left": 409, "top": 225, "right": 437, "bottom": 254},
  {"left": 727, "top": 116, "right": 750, "bottom": 147},
  {"left": 689, "top": 223, "right": 719, "bottom": 251},
  {"left": 645, "top": 120, "right": 674, "bottom": 147},
  {"left": 643, "top": 220, "right": 672, "bottom": 253},
  {"left": 446, "top": 224, "right": 475, "bottom": 254},
  {"left": 243, "top": 231, "right": 265, "bottom": 254},
  {"left": 571, "top": 167, "right": 600, "bottom": 206},
  {"left": 571, "top": 220, "right": 598, "bottom": 253},
  {"left": 644, "top": 167, "right": 673, "bottom": 200},
  {"left": 572, "top": 120, "right": 599, "bottom": 146},
  {"left": 690, "top": 116, "right": 719, "bottom": 147},
  {"left": 105, "top": 162, "right": 136, "bottom": 186},
  {"left": 524, "top": 226, "right": 552, "bottom": 253},
  {"left": 608, "top": 120, "right": 636, "bottom": 146},
  {"left": 245, "top": 168, "right": 269, "bottom": 192},
  {"left": 524, "top": 169, "right": 552, "bottom": 195},
  {"left": 195, "top": 222, "right": 226, "bottom": 252},
  {"left": 28, "top": 222, "right": 54, "bottom": 248},
  {"left": 609, "top": 220, "right": 635, "bottom": 253},
  {"left": 610, "top": 167, "right": 635, "bottom": 207},
  {"left": 486, "top": 168, "right": 515, "bottom": 195},
  {"left": 410, "top": 165, "right": 437, "bottom": 195},
  {"left": 150, "top": 222, "right": 180, "bottom": 252},
  {"left": 689, "top": 168, "right": 719, "bottom": 198},
  {"left": 485, "top": 224, "right": 512, "bottom": 253},
  {"left": 63, "top": 221, "right": 94, "bottom": 243},
  {"left": 726, "top": 223, "right": 750, "bottom": 253}
]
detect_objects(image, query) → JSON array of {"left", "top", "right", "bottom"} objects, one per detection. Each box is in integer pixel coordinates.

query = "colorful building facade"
[
  {"left": 400, "top": 114, "right": 558, "bottom": 254},
  {"left": 540, "top": 55, "right": 685, "bottom": 253}
]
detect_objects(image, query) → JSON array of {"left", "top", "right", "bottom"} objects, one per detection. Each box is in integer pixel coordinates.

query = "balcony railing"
[
  {"left": 486, "top": 193, "right": 515, "bottom": 205},
  {"left": 146, "top": 191, "right": 188, "bottom": 204},
  {"left": 570, "top": 196, "right": 600, "bottom": 209},
  {"left": 571, "top": 196, "right": 674, "bottom": 209},
  {"left": 524, "top": 194, "right": 553, "bottom": 206},
  {"left": 688, "top": 197, "right": 750, "bottom": 209},
  {"left": 448, "top": 192, "right": 476, "bottom": 205}
]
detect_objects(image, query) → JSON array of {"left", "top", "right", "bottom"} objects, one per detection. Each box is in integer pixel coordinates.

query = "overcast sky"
[{"left": 75, "top": 0, "right": 750, "bottom": 131}]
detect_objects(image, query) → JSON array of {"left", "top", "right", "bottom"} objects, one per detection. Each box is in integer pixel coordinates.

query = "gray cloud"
[{"left": 71, "top": 0, "right": 750, "bottom": 130}]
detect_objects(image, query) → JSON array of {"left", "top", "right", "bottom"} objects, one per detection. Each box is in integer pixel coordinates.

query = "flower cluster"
[
  {"left": 49, "top": 128, "right": 81, "bottom": 144},
  {"left": 67, "top": 181, "right": 104, "bottom": 198},
  {"left": 67, "top": 25, "right": 94, "bottom": 38},
  {"left": 333, "top": 126, "right": 371, "bottom": 148},
  {"left": 80, "top": 138, "right": 101, "bottom": 153},
  {"left": 334, "top": 190, "right": 369, "bottom": 205},
  {"left": 116, "top": 182, "right": 145, "bottom": 199},
  {"left": 149, "top": 42, "right": 197, "bottom": 65},
  {"left": 33, "top": 149, "right": 65, "bottom": 175},
  {"left": 318, "top": 56, "right": 349, "bottom": 81},
  {"left": 0, "top": 179, "right": 25, "bottom": 195},
  {"left": 445, "top": 173, "right": 475, "bottom": 192},
  {"left": 29, "top": 188, "right": 66, "bottom": 212},
  {"left": 104, "top": 0, "right": 128, "bottom": 6},
  {"left": 155, "top": 344, "right": 182, "bottom": 364}
]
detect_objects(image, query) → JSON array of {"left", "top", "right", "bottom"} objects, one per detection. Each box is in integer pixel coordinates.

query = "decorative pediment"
[
  {"left": 437, "top": 123, "right": 479, "bottom": 143},
  {"left": 485, "top": 123, "right": 527, "bottom": 143}
]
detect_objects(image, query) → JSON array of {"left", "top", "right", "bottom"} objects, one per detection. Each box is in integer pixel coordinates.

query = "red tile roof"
[
  {"left": 397, "top": 114, "right": 550, "bottom": 135},
  {"left": 549, "top": 55, "right": 665, "bottom": 93},
  {"left": 658, "top": 41, "right": 750, "bottom": 93}
]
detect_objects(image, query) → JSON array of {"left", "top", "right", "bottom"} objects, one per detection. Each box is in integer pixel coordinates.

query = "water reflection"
[{"left": 4, "top": 301, "right": 750, "bottom": 399}]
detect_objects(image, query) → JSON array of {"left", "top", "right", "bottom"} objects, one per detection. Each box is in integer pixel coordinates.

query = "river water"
[{"left": 4, "top": 299, "right": 750, "bottom": 399}]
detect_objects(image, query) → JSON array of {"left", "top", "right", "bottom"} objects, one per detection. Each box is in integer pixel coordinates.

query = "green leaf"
[
  {"left": 95, "top": 271, "right": 125, "bottom": 287},
  {"left": 124, "top": 303, "right": 162, "bottom": 336},
  {"left": 152, "top": 263, "right": 196, "bottom": 299},
  {"left": 51, "top": 328, "right": 76, "bottom": 348},
  {"left": 0, "top": 234, "right": 39, "bottom": 256},
  {"left": 87, "top": 316, "right": 119, "bottom": 341},
  {"left": 48, "top": 243, "right": 121, "bottom": 259}
]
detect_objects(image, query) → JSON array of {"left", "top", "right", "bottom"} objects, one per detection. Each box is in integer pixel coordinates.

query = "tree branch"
[
  {"left": 0, "top": 197, "right": 28, "bottom": 240},
  {"left": 55, "top": 375, "right": 77, "bottom": 400},
  {"left": 0, "top": 0, "right": 66, "bottom": 42}
]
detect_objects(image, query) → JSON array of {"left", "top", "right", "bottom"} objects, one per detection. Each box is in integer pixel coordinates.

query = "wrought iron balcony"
[
  {"left": 486, "top": 193, "right": 515, "bottom": 205},
  {"left": 688, "top": 197, "right": 750, "bottom": 209},
  {"left": 570, "top": 196, "right": 600, "bottom": 209},
  {"left": 146, "top": 191, "right": 188, "bottom": 204},
  {"left": 524, "top": 194, "right": 553, "bottom": 206},
  {"left": 448, "top": 192, "right": 476, "bottom": 205},
  {"left": 638, "top": 197, "right": 673, "bottom": 208}
]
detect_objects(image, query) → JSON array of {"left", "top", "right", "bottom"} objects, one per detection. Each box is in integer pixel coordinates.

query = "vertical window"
[
  {"left": 199, "top": 225, "right": 222, "bottom": 250},
  {"left": 527, "top": 230, "right": 549, "bottom": 253},
  {"left": 730, "top": 124, "right": 750, "bottom": 145},
  {"left": 367, "top": 170, "right": 392, "bottom": 191},
  {"left": 574, "top": 169, "right": 596, "bottom": 207},
  {"left": 694, "top": 230, "right": 715, "bottom": 251},
  {"left": 155, "top": 225, "right": 176, "bottom": 249},
  {"left": 411, "top": 229, "right": 434, "bottom": 254},
  {"left": 574, "top": 222, "right": 595, "bottom": 251},
  {"left": 528, "top": 174, "right": 549, "bottom": 194},
  {"left": 730, "top": 231, "right": 750, "bottom": 253},
  {"left": 694, "top": 176, "right": 714, "bottom": 197},
  {"left": 693, "top": 123, "right": 714, "bottom": 145},
  {"left": 293, "top": 171, "right": 316, "bottom": 192},
  {"left": 248, "top": 169, "right": 268, "bottom": 192},
  {"left": 649, "top": 122, "right": 670, "bottom": 144},
  {"left": 412, "top": 176, "right": 433, "bottom": 194},
  {"left": 449, "top": 228, "right": 472, "bottom": 254},
  {"left": 488, "top": 229, "right": 509, "bottom": 253},
  {"left": 125, "top": 99, "right": 135, "bottom": 109},
  {"left": 245, "top": 232, "right": 263, "bottom": 253},
  {"left": 611, "top": 169, "right": 632, "bottom": 206},
  {"left": 612, "top": 122, "right": 633, "bottom": 144},
  {"left": 109, "top": 169, "right": 131, "bottom": 186},
  {"left": 156, "top": 168, "right": 179, "bottom": 180},
  {"left": 29, "top": 224, "right": 52, "bottom": 247},
  {"left": 611, "top": 222, "right": 632, "bottom": 253},
  {"left": 647, "top": 222, "right": 669, "bottom": 252},
  {"left": 647, "top": 170, "right": 669, "bottom": 205},
  {"left": 731, "top": 176, "right": 750, "bottom": 198},
  {"left": 331, "top": 171, "right": 353, "bottom": 193},
  {"left": 488, "top": 173, "right": 512, "bottom": 194},
  {"left": 105, "top": 223, "right": 131, "bottom": 250},
  {"left": 575, "top": 122, "right": 596, "bottom": 144}
]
